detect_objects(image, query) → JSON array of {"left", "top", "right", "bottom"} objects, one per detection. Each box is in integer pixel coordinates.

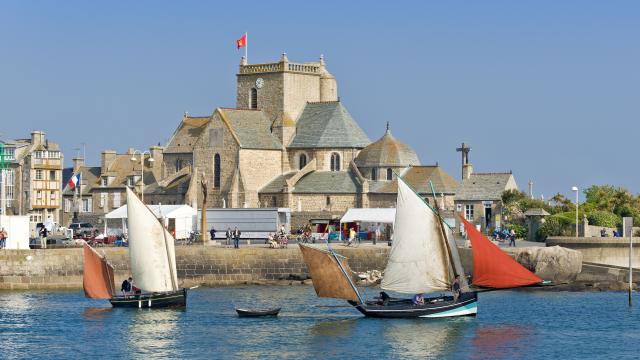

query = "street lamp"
[
  {"left": 131, "top": 150, "right": 154, "bottom": 202},
  {"left": 571, "top": 186, "right": 579, "bottom": 238}
]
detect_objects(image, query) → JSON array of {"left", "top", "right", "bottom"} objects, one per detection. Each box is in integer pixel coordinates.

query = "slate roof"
[
  {"left": 145, "top": 173, "right": 191, "bottom": 196},
  {"left": 259, "top": 172, "right": 297, "bottom": 193},
  {"left": 355, "top": 128, "right": 420, "bottom": 167},
  {"left": 292, "top": 171, "right": 359, "bottom": 193},
  {"left": 368, "top": 166, "right": 458, "bottom": 194},
  {"left": 218, "top": 109, "right": 282, "bottom": 150},
  {"left": 288, "top": 101, "right": 370, "bottom": 148},
  {"left": 454, "top": 172, "right": 517, "bottom": 201},
  {"left": 165, "top": 116, "right": 210, "bottom": 154}
]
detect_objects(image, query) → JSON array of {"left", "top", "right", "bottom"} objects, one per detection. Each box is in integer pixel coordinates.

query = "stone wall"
[
  {"left": 547, "top": 236, "right": 640, "bottom": 268},
  {"left": 0, "top": 246, "right": 389, "bottom": 290}
]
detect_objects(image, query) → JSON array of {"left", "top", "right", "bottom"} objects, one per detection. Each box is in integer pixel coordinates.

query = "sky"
[{"left": 0, "top": 1, "right": 638, "bottom": 199}]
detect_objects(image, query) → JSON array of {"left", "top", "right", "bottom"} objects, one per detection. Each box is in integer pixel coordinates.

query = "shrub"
[
  {"left": 505, "top": 223, "right": 527, "bottom": 239},
  {"left": 536, "top": 216, "right": 574, "bottom": 241},
  {"left": 587, "top": 211, "right": 620, "bottom": 228}
]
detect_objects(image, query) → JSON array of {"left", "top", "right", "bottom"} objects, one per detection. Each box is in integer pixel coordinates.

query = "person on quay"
[
  {"left": 209, "top": 227, "right": 216, "bottom": 241},
  {"left": 0, "top": 227, "right": 6, "bottom": 249},
  {"left": 225, "top": 227, "right": 232, "bottom": 248},
  {"left": 347, "top": 227, "right": 356, "bottom": 246},
  {"left": 40, "top": 226, "right": 48, "bottom": 249},
  {"left": 233, "top": 227, "right": 241, "bottom": 249},
  {"left": 509, "top": 229, "right": 516, "bottom": 247}
]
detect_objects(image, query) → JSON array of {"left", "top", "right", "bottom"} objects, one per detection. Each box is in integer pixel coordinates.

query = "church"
[{"left": 145, "top": 53, "right": 460, "bottom": 226}]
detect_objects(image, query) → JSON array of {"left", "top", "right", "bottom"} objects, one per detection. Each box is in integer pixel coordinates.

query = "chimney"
[
  {"left": 31, "top": 130, "right": 45, "bottom": 145},
  {"left": 101, "top": 150, "right": 117, "bottom": 173},
  {"left": 72, "top": 157, "right": 84, "bottom": 173}
]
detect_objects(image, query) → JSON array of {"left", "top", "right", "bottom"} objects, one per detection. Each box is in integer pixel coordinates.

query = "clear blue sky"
[{"left": 1, "top": 1, "right": 638, "bottom": 199}]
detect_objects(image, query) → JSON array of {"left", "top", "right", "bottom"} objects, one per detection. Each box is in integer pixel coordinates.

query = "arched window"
[
  {"left": 387, "top": 168, "right": 393, "bottom": 180},
  {"left": 213, "top": 154, "right": 221, "bottom": 188},
  {"left": 250, "top": 88, "right": 258, "bottom": 109},
  {"left": 299, "top": 153, "right": 307, "bottom": 170},
  {"left": 371, "top": 168, "right": 377, "bottom": 181},
  {"left": 330, "top": 153, "right": 341, "bottom": 171}
]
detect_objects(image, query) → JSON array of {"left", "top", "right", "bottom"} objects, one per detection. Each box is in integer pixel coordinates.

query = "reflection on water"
[
  {"left": 470, "top": 325, "right": 534, "bottom": 359},
  {"left": 82, "top": 307, "right": 113, "bottom": 321},
  {"left": 384, "top": 318, "right": 472, "bottom": 358},
  {"left": 127, "top": 309, "right": 182, "bottom": 358}
]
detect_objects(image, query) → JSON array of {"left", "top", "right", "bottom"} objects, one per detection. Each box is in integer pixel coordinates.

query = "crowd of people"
[{"left": 492, "top": 228, "right": 518, "bottom": 247}]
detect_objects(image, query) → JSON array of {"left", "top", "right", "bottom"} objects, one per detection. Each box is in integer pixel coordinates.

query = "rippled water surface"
[{"left": 1, "top": 286, "right": 639, "bottom": 359}]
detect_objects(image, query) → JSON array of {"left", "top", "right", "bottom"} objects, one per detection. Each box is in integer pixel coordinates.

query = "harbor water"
[{"left": 1, "top": 286, "right": 639, "bottom": 359}]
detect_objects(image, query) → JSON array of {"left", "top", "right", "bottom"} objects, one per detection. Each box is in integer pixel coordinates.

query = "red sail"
[
  {"left": 460, "top": 216, "right": 542, "bottom": 288},
  {"left": 83, "top": 244, "right": 115, "bottom": 299}
]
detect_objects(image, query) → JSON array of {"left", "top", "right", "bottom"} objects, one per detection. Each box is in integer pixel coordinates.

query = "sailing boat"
[
  {"left": 83, "top": 188, "right": 187, "bottom": 308},
  {"left": 300, "top": 175, "right": 543, "bottom": 318}
]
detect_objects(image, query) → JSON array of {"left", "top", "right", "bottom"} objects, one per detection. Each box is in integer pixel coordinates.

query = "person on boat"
[
  {"left": 233, "top": 227, "right": 241, "bottom": 249},
  {"left": 121, "top": 277, "right": 132, "bottom": 295},
  {"left": 209, "top": 227, "right": 216, "bottom": 241},
  {"left": 452, "top": 275, "right": 462, "bottom": 302},
  {"left": 377, "top": 291, "right": 390, "bottom": 306},
  {"left": 412, "top": 293, "right": 424, "bottom": 305}
]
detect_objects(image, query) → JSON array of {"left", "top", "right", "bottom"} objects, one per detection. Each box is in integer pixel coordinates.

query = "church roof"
[
  {"left": 288, "top": 101, "right": 370, "bottom": 149},
  {"left": 293, "top": 171, "right": 359, "bottom": 193},
  {"left": 455, "top": 172, "right": 518, "bottom": 201},
  {"left": 165, "top": 116, "right": 210, "bottom": 154},
  {"left": 259, "top": 172, "right": 297, "bottom": 193},
  {"left": 369, "top": 166, "right": 458, "bottom": 194},
  {"left": 219, "top": 108, "right": 282, "bottom": 150},
  {"left": 354, "top": 128, "right": 420, "bottom": 167}
]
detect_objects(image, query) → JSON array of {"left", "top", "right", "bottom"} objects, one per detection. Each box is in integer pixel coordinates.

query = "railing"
[{"left": 240, "top": 62, "right": 320, "bottom": 74}]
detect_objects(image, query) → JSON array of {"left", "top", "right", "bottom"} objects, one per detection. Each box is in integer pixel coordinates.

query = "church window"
[
  {"left": 214, "top": 154, "right": 221, "bottom": 188},
  {"left": 386, "top": 168, "right": 393, "bottom": 180},
  {"left": 299, "top": 154, "right": 307, "bottom": 170},
  {"left": 250, "top": 88, "right": 258, "bottom": 109},
  {"left": 330, "top": 153, "right": 341, "bottom": 171},
  {"left": 175, "top": 159, "right": 183, "bottom": 172},
  {"left": 326, "top": 196, "right": 331, "bottom": 206},
  {"left": 371, "top": 168, "right": 377, "bottom": 181}
]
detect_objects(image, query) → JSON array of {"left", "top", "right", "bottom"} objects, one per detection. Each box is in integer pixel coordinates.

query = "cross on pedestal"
[{"left": 456, "top": 142, "right": 471, "bottom": 179}]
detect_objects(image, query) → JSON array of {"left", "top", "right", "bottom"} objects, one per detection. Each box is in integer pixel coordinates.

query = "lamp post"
[
  {"left": 130, "top": 150, "right": 154, "bottom": 202},
  {"left": 571, "top": 186, "right": 579, "bottom": 238}
]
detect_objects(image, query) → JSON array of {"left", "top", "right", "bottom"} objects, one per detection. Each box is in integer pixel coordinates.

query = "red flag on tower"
[{"left": 236, "top": 33, "right": 247, "bottom": 49}]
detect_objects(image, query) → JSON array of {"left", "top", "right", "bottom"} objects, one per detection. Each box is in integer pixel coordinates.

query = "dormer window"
[
  {"left": 127, "top": 177, "right": 135, "bottom": 187},
  {"left": 387, "top": 168, "right": 393, "bottom": 180},
  {"left": 101, "top": 177, "right": 108, "bottom": 187},
  {"left": 371, "top": 168, "right": 377, "bottom": 181}
]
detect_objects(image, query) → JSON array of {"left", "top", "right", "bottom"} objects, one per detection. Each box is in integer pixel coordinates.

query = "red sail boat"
[
  {"left": 460, "top": 216, "right": 542, "bottom": 288},
  {"left": 83, "top": 243, "right": 115, "bottom": 299}
]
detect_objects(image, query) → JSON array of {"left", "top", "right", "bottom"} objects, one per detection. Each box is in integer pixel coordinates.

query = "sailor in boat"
[
  {"left": 412, "top": 294, "right": 425, "bottom": 306},
  {"left": 452, "top": 275, "right": 462, "bottom": 302},
  {"left": 121, "top": 277, "right": 132, "bottom": 295}
]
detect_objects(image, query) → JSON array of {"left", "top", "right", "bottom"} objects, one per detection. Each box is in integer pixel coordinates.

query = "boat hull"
[
  {"left": 109, "top": 289, "right": 187, "bottom": 308},
  {"left": 349, "top": 291, "right": 477, "bottom": 318},
  {"left": 236, "top": 307, "right": 281, "bottom": 317}
]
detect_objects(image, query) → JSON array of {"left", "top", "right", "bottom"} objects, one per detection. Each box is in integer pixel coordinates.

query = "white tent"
[
  {"left": 105, "top": 204, "right": 197, "bottom": 239},
  {"left": 339, "top": 208, "right": 396, "bottom": 241},
  {"left": 340, "top": 208, "right": 396, "bottom": 224},
  {"left": 0, "top": 215, "right": 29, "bottom": 249}
]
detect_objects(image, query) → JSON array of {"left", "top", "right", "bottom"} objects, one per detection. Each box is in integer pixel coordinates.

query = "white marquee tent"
[{"left": 105, "top": 204, "right": 197, "bottom": 239}]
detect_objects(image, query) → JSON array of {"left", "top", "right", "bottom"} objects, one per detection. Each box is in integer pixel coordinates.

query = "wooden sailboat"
[
  {"left": 83, "top": 188, "right": 187, "bottom": 308},
  {"left": 299, "top": 175, "right": 543, "bottom": 318}
]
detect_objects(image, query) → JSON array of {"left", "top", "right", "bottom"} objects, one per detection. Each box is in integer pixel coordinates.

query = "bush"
[
  {"left": 587, "top": 210, "right": 620, "bottom": 228},
  {"left": 536, "top": 216, "right": 574, "bottom": 241},
  {"left": 505, "top": 223, "right": 527, "bottom": 239}
]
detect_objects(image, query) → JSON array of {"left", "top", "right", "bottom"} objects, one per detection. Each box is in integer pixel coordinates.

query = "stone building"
[
  {"left": 0, "top": 131, "right": 63, "bottom": 226},
  {"left": 61, "top": 146, "right": 164, "bottom": 226},
  {"left": 453, "top": 144, "right": 518, "bottom": 232},
  {"left": 144, "top": 53, "right": 460, "bottom": 226}
]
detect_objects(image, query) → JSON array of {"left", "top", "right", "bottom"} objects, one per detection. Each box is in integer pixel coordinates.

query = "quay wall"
[
  {"left": 547, "top": 237, "right": 640, "bottom": 268},
  {"left": 0, "top": 246, "right": 390, "bottom": 290}
]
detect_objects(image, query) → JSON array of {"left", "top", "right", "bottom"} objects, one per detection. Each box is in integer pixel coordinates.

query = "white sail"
[
  {"left": 381, "top": 178, "right": 452, "bottom": 294},
  {"left": 126, "top": 188, "right": 178, "bottom": 292}
]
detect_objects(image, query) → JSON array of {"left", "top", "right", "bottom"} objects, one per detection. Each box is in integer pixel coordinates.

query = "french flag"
[{"left": 68, "top": 173, "right": 81, "bottom": 189}]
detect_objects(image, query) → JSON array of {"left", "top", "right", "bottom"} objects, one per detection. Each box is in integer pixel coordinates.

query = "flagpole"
[{"left": 245, "top": 32, "right": 248, "bottom": 63}]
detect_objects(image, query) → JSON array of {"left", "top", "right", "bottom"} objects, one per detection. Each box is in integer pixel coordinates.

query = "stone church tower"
[{"left": 236, "top": 53, "right": 338, "bottom": 149}]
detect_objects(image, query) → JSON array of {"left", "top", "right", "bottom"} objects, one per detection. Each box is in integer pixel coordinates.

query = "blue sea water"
[{"left": 0, "top": 286, "right": 639, "bottom": 359}]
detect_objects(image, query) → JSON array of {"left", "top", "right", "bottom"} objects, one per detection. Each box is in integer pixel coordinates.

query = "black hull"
[
  {"left": 348, "top": 292, "right": 478, "bottom": 318},
  {"left": 110, "top": 289, "right": 187, "bottom": 308},
  {"left": 236, "top": 307, "right": 281, "bottom": 317}
]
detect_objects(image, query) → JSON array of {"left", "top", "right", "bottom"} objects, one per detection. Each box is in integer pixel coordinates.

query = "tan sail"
[
  {"left": 299, "top": 244, "right": 359, "bottom": 302},
  {"left": 83, "top": 243, "right": 115, "bottom": 299},
  {"left": 126, "top": 187, "right": 178, "bottom": 293},
  {"left": 381, "top": 177, "right": 452, "bottom": 294}
]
